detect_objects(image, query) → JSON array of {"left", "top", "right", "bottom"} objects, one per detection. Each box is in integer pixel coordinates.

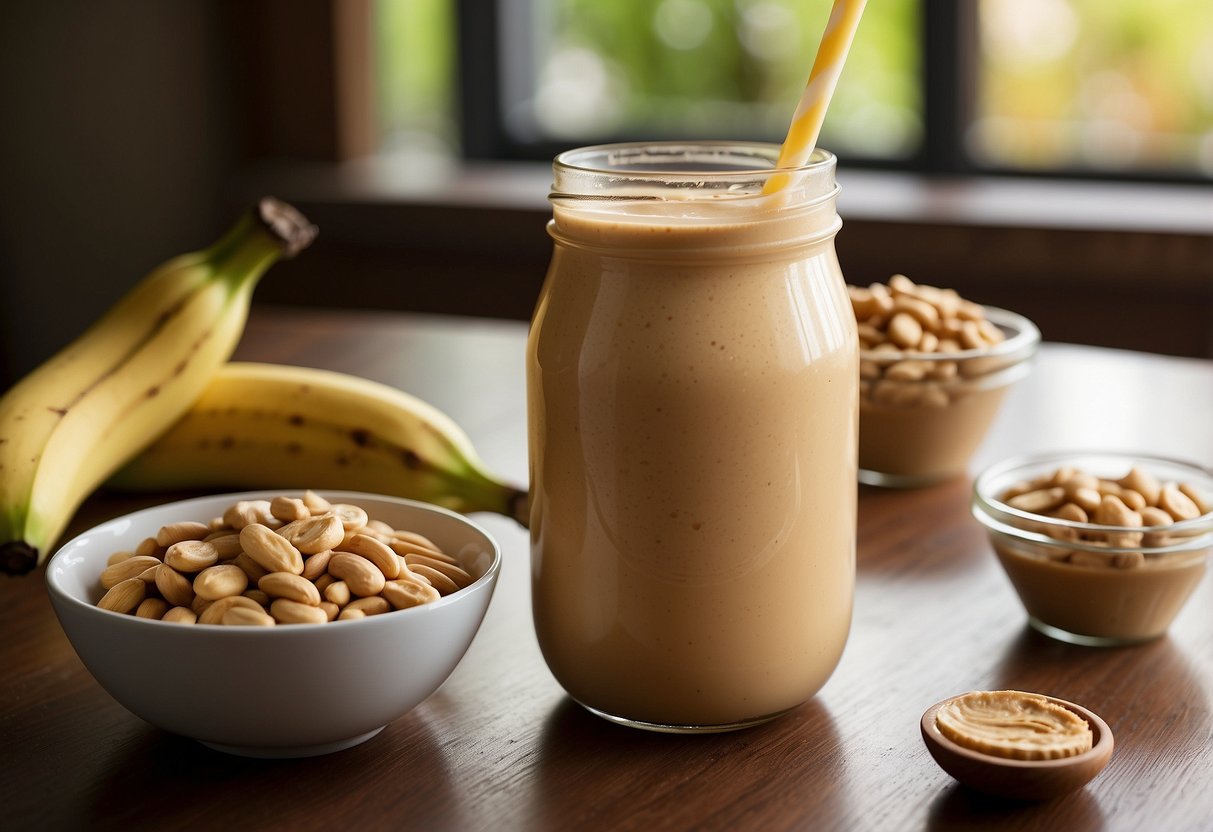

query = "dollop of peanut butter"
[{"left": 936, "top": 690, "right": 1093, "bottom": 760}]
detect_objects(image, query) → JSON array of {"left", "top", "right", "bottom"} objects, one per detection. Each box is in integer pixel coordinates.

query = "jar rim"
[
  {"left": 550, "top": 141, "right": 838, "bottom": 207},
  {"left": 553, "top": 141, "right": 835, "bottom": 178}
]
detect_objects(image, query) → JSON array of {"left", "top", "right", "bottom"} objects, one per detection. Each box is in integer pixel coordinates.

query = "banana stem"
[
  {"left": 508, "top": 489, "right": 530, "bottom": 529},
  {"left": 0, "top": 541, "right": 37, "bottom": 576},
  {"left": 205, "top": 199, "right": 317, "bottom": 287}
]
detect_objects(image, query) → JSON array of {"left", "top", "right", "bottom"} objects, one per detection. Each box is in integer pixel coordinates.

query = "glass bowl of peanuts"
[
  {"left": 972, "top": 451, "right": 1213, "bottom": 646},
  {"left": 851, "top": 275, "right": 1041, "bottom": 487},
  {"left": 45, "top": 490, "right": 501, "bottom": 757}
]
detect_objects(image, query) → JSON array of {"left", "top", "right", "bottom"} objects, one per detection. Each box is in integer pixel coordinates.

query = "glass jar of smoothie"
[{"left": 526, "top": 142, "right": 858, "bottom": 732}]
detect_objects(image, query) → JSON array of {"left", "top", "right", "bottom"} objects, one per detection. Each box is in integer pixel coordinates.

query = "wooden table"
[{"left": 3, "top": 306, "right": 1211, "bottom": 832}]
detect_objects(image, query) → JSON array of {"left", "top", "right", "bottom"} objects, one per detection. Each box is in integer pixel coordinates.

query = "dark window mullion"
[
  {"left": 456, "top": 0, "right": 507, "bottom": 159},
  {"left": 921, "top": 0, "right": 978, "bottom": 175}
]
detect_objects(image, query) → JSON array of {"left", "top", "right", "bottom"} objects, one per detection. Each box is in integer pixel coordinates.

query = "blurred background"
[{"left": 1, "top": 0, "right": 1210, "bottom": 386}]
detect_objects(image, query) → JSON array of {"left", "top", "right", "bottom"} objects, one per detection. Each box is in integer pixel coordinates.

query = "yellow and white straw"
[{"left": 764, "top": 0, "right": 869, "bottom": 195}]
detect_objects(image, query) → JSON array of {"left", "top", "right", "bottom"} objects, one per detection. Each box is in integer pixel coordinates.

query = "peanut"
[
  {"left": 301, "top": 548, "right": 334, "bottom": 581},
  {"left": 198, "top": 594, "right": 265, "bottom": 626},
  {"left": 328, "top": 552, "right": 386, "bottom": 597},
  {"left": 270, "top": 496, "right": 310, "bottom": 522},
  {"left": 388, "top": 538, "right": 453, "bottom": 561},
  {"left": 156, "top": 521, "right": 209, "bottom": 547},
  {"left": 342, "top": 533, "right": 401, "bottom": 579},
  {"left": 194, "top": 564, "right": 250, "bottom": 601},
  {"left": 1093, "top": 495, "right": 1143, "bottom": 548},
  {"left": 884, "top": 359, "right": 930, "bottom": 382},
  {"left": 270, "top": 598, "right": 328, "bottom": 625},
  {"left": 100, "top": 555, "right": 163, "bottom": 589},
  {"left": 1007, "top": 487, "right": 1066, "bottom": 515},
  {"left": 1119, "top": 467, "right": 1161, "bottom": 506},
  {"left": 162, "top": 606, "right": 198, "bottom": 625},
  {"left": 164, "top": 539, "right": 220, "bottom": 573},
  {"left": 365, "top": 519, "right": 397, "bottom": 537},
  {"left": 106, "top": 550, "right": 135, "bottom": 567},
  {"left": 1159, "top": 484, "right": 1201, "bottom": 521},
  {"left": 259, "top": 572, "right": 322, "bottom": 606},
  {"left": 97, "top": 578, "right": 146, "bottom": 614},
  {"left": 323, "top": 580, "right": 352, "bottom": 607},
  {"left": 302, "top": 489, "right": 332, "bottom": 513},
  {"left": 383, "top": 578, "right": 441, "bottom": 610},
  {"left": 342, "top": 596, "right": 391, "bottom": 617},
  {"left": 134, "top": 537, "right": 161, "bottom": 558},
  {"left": 1069, "top": 487, "right": 1103, "bottom": 514},
  {"left": 277, "top": 514, "right": 345, "bottom": 555},
  {"left": 155, "top": 563, "right": 195, "bottom": 607},
  {"left": 239, "top": 523, "right": 304, "bottom": 575},
  {"left": 887, "top": 313, "right": 923, "bottom": 350},
  {"left": 328, "top": 503, "right": 369, "bottom": 531},
  {"left": 222, "top": 606, "right": 276, "bottom": 627},
  {"left": 403, "top": 553, "right": 473, "bottom": 589},
  {"left": 203, "top": 532, "right": 244, "bottom": 559},
  {"left": 408, "top": 564, "right": 459, "bottom": 596},
  {"left": 1179, "top": 483, "right": 1211, "bottom": 515},
  {"left": 135, "top": 597, "right": 168, "bottom": 620},
  {"left": 223, "top": 499, "right": 277, "bottom": 529}
]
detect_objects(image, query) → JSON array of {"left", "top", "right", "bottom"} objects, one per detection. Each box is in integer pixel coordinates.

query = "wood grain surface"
[{"left": 2, "top": 306, "right": 1211, "bottom": 832}]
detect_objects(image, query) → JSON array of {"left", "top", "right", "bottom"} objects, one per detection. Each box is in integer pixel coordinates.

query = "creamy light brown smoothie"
[{"left": 527, "top": 145, "right": 857, "bottom": 729}]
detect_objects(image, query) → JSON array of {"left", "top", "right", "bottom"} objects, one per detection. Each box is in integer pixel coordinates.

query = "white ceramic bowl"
[{"left": 46, "top": 490, "right": 501, "bottom": 758}]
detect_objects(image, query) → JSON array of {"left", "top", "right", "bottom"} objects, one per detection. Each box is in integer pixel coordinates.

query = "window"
[
  {"left": 374, "top": 0, "right": 1212, "bottom": 181},
  {"left": 973, "top": 0, "right": 1213, "bottom": 176}
]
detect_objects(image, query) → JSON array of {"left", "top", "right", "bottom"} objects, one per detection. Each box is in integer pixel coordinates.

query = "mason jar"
[{"left": 527, "top": 142, "right": 857, "bottom": 732}]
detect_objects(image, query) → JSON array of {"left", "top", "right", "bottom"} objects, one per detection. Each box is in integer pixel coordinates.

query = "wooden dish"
[{"left": 920, "top": 692, "right": 1114, "bottom": 801}]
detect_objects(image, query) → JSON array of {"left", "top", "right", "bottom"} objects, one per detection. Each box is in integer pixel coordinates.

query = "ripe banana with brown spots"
[
  {"left": 108, "top": 362, "right": 529, "bottom": 528},
  {"left": 0, "top": 199, "right": 316, "bottom": 574}
]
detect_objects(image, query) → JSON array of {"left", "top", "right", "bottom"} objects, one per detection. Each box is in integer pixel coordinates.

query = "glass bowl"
[
  {"left": 858, "top": 305, "right": 1040, "bottom": 487},
  {"left": 972, "top": 451, "right": 1213, "bottom": 646}
]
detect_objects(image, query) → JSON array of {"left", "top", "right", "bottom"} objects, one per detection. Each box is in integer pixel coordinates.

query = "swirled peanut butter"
[{"left": 936, "top": 690, "right": 1093, "bottom": 761}]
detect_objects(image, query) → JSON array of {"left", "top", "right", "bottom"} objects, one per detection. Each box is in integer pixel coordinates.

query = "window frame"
[{"left": 453, "top": 0, "right": 1210, "bottom": 184}]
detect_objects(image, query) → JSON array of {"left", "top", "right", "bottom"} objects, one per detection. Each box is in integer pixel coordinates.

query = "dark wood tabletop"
[{"left": 3, "top": 305, "right": 1211, "bottom": 832}]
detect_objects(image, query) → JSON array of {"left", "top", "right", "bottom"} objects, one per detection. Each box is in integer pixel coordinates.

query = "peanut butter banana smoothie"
[{"left": 527, "top": 143, "right": 858, "bottom": 730}]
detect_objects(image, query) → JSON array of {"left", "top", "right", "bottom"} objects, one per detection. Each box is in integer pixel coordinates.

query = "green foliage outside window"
[{"left": 375, "top": 0, "right": 1213, "bottom": 176}]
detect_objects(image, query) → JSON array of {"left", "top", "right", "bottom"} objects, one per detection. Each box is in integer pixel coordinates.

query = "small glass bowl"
[
  {"left": 972, "top": 450, "right": 1213, "bottom": 646},
  {"left": 858, "top": 306, "right": 1040, "bottom": 487}
]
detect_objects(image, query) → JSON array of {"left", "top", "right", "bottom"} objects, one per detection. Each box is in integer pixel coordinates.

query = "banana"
[
  {"left": 108, "top": 362, "right": 530, "bottom": 527},
  {"left": 0, "top": 199, "right": 317, "bottom": 574}
]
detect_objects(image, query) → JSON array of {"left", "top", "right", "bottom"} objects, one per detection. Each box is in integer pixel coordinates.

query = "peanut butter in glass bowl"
[
  {"left": 972, "top": 451, "right": 1213, "bottom": 646},
  {"left": 851, "top": 276, "right": 1040, "bottom": 488}
]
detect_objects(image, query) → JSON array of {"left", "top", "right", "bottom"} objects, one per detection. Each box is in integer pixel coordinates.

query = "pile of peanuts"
[
  {"left": 94, "top": 491, "right": 473, "bottom": 625},
  {"left": 849, "top": 275, "right": 1010, "bottom": 408},
  {"left": 1000, "top": 466, "right": 1212, "bottom": 569}
]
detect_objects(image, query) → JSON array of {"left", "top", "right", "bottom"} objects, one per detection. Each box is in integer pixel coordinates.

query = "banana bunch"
[
  {"left": 0, "top": 199, "right": 317, "bottom": 574},
  {"left": 108, "top": 362, "right": 529, "bottom": 527}
]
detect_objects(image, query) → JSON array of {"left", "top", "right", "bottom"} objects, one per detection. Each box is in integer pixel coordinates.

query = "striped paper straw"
[{"left": 764, "top": 0, "right": 869, "bottom": 195}]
